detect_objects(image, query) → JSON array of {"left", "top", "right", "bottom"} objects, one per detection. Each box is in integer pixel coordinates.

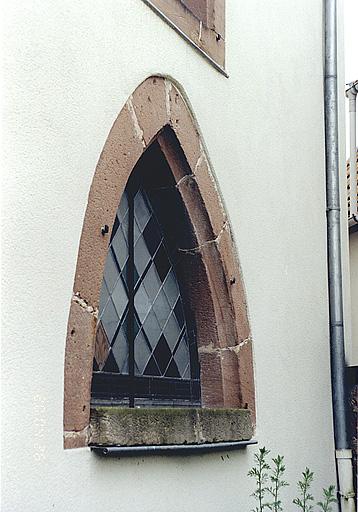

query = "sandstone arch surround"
[{"left": 63, "top": 76, "right": 255, "bottom": 449}]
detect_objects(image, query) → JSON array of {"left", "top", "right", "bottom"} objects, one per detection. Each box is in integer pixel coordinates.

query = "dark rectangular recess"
[{"left": 92, "top": 372, "right": 200, "bottom": 403}]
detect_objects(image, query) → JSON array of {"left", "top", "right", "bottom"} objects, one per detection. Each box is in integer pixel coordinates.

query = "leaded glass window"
[{"left": 91, "top": 156, "right": 200, "bottom": 406}]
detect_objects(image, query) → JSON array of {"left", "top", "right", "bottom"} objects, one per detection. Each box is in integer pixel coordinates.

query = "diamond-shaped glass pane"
[
  {"left": 111, "top": 276, "right": 128, "bottom": 319},
  {"left": 165, "top": 358, "right": 180, "bottom": 378},
  {"left": 134, "top": 234, "right": 151, "bottom": 275},
  {"left": 143, "top": 263, "right": 161, "bottom": 301},
  {"left": 163, "top": 314, "right": 181, "bottom": 351},
  {"left": 101, "top": 298, "right": 119, "bottom": 343},
  {"left": 141, "top": 309, "right": 161, "bottom": 349},
  {"left": 134, "top": 329, "right": 152, "bottom": 375},
  {"left": 174, "top": 298, "right": 185, "bottom": 329},
  {"left": 111, "top": 227, "right": 128, "bottom": 269},
  {"left": 132, "top": 314, "right": 140, "bottom": 339},
  {"left": 112, "top": 323, "right": 128, "bottom": 374},
  {"left": 163, "top": 271, "right": 179, "bottom": 307},
  {"left": 104, "top": 251, "right": 120, "bottom": 293},
  {"left": 123, "top": 259, "right": 139, "bottom": 287},
  {"left": 173, "top": 335, "right": 190, "bottom": 376},
  {"left": 152, "top": 289, "right": 171, "bottom": 329},
  {"left": 134, "top": 190, "right": 151, "bottom": 231},
  {"left": 121, "top": 211, "right": 129, "bottom": 242},
  {"left": 103, "top": 350, "right": 119, "bottom": 373},
  {"left": 143, "top": 355, "right": 160, "bottom": 376},
  {"left": 153, "top": 244, "right": 170, "bottom": 282},
  {"left": 134, "top": 284, "right": 151, "bottom": 324},
  {"left": 182, "top": 364, "right": 190, "bottom": 380},
  {"left": 143, "top": 217, "right": 162, "bottom": 256},
  {"left": 153, "top": 335, "right": 172, "bottom": 375},
  {"left": 134, "top": 218, "right": 141, "bottom": 244}
]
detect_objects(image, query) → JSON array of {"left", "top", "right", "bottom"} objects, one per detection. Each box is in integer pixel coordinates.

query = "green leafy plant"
[
  {"left": 248, "top": 448, "right": 337, "bottom": 512},
  {"left": 317, "top": 485, "right": 337, "bottom": 512},
  {"left": 293, "top": 468, "right": 315, "bottom": 512},
  {"left": 248, "top": 447, "right": 271, "bottom": 512},
  {"left": 267, "top": 455, "right": 289, "bottom": 512}
]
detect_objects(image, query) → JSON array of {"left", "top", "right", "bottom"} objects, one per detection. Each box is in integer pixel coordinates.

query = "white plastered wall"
[{"left": 1, "top": 1, "right": 343, "bottom": 510}]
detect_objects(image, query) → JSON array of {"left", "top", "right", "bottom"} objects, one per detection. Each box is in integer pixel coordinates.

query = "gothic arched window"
[
  {"left": 63, "top": 76, "right": 255, "bottom": 450},
  {"left": 91, "top": 142, "right": 201, "bottom": 407}
]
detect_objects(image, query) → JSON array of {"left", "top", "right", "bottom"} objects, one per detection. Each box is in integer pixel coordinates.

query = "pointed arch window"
[
  {"left": 63, "top": 78, "right": 255, "bottom": 450},
  {"left": 91, "top": 144, "right": 201, "bottom": 407}
]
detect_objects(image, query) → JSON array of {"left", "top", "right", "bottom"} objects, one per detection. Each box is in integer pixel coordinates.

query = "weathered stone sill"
[{"left": 89, "top": 407, "right": 253, "bottom": 447}]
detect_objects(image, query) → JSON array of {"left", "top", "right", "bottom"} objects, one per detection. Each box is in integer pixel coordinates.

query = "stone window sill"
[{"left": 89, "top": 407, "right": 254, "bottom": 455}]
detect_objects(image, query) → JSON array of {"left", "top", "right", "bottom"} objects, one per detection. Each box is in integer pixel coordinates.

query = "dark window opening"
[{"left": 91, "top": 143, "right": 201, "bottom": 407}]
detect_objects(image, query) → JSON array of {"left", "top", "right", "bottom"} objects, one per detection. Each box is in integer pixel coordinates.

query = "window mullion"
[{"left": 128, "top": 188, "right": 135, "bottom": 408}]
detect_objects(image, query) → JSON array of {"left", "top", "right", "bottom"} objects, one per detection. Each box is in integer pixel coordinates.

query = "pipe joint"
[
  {"left": 335, "top": 449, "right": 353, "bottom": 459},
  {"left": 338, "top": 492, "right": 356, "bottom": 500},
  {"left": 346, "top": 80, "right": 358, "bottom": 98},
  {"left": 345, "top": 81, "right": 358, "bottom": 100},
  {"left": 335, "top": 450, "right": 356, "bottom": 512}
]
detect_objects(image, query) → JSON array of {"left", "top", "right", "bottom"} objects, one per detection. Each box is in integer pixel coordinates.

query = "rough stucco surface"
[{"left": 1, "top": 0, "right": 346, "bottom": 510}]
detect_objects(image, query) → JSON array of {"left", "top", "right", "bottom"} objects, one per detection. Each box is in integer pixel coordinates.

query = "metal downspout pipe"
[{"left": 324, "top": 1, "right": 356, "bottom": 511}]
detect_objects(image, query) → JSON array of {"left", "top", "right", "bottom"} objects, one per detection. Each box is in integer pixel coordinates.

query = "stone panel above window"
[{"left": 142, "top": 0, "right": 226, "bottom": 74}]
